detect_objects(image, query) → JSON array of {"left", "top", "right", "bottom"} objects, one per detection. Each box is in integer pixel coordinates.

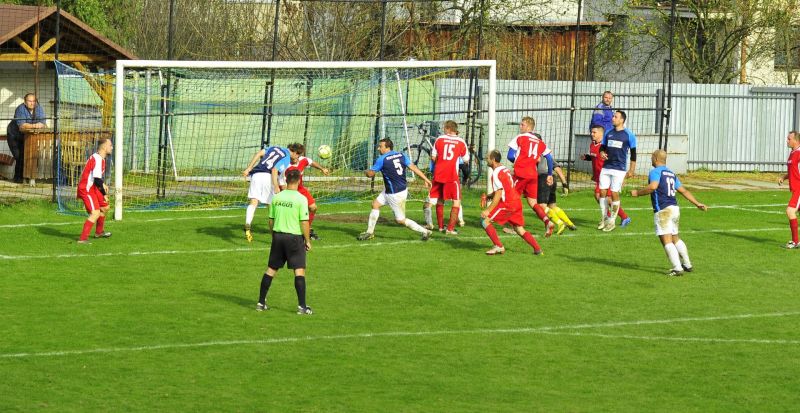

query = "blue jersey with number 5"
[
  {"left": 649, "top": 166, "right": 681, "bottom": 212},
  {"left": 371, "top": 150, "right": 410, "bottom": 194}
]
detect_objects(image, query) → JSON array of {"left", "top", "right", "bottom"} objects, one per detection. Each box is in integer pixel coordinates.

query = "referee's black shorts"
[{"left": 268, "top": 232, "right": 307, "bottom": 270}]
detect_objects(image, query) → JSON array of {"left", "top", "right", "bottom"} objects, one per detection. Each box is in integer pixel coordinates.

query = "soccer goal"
[{"left": 112, "top": 60, "right": 497, "bottom": 220}]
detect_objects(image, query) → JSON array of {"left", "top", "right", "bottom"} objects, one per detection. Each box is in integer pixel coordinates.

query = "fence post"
[
  {"left": 655, "top": 88, "right": 664, "bottom": 135},
  {"left": 795, "top": 92, "right": 800, "bottom": 132}
]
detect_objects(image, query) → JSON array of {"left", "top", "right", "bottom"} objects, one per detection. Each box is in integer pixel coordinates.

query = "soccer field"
[{"left": 1, "top": 189, "right": 798, "bottom": 412}]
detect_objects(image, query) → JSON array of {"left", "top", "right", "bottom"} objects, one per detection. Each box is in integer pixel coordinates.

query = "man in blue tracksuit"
[{"left": 589, "top": 91, "right": 614, "bottom": 133}]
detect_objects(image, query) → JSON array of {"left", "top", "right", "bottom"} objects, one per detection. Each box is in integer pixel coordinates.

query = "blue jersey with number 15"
[
  {"left": 649, "top": 165, "right": 681, "bottom": 212},
  {"left": 371, "top": 150, "right": 411, "bottom": 194}
]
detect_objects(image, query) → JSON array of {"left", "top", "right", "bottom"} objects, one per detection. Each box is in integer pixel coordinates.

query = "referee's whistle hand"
[{"left": 305, "top": 241, "right": 312, "bottom": 251}]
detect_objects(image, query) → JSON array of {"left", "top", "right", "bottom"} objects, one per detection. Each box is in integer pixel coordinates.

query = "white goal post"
[{"left": 113, "top": 59, "right": 497, "bottom": 220}]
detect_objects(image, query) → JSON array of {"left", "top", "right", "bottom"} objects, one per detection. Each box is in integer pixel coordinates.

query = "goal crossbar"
[{"left": 113, "top": 59, "right": 497, "bottom": 220}]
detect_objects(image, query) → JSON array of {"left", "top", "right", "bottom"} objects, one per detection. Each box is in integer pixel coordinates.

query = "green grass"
[{"left": 1, "top": 189, "right": 798, "bottom": 412}]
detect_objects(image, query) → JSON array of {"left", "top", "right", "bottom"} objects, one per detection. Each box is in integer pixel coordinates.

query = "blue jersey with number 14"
[
  {"left": 371, "top": 150, "right": 411, "bottom": 194},
  {"left": 649, "top": 165, "right": 681, "bottom": 212},
  {"left": 250, "top": 146, "right": 290, "bottom": 175}
]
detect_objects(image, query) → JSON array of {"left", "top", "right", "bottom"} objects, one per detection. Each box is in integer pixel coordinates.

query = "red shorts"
[
  {"left": 513, "top": 175, "right": 538, "bottom": 199},
  {"left": 488, "top": 204, "right": 524, "bottom": 227},
  {"left": 78, "top": 187, "right": 108, "bottom": 213},
  {"left": 429, "top": 181, "right": 461, "bottom": 201},
  {"left": 298, "top": 186, "right": 315, "bottom": 206},
  {"left": 789, "top": 191, "right": 800, "bottom": 209}
]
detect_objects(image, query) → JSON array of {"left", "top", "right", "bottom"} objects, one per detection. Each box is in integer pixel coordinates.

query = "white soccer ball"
[{"left": 318, "top": 144, "right": 332, "bottom": 160}]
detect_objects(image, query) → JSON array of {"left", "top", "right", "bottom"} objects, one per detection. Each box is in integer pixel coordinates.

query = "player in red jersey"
[
  {"left": 284, "top": 143, "right": 330, "bottom": 241},
  {"left": 582, "top": 124, "right": 631, "bottom": 228},
  {"left": 428, "top": 120, "right": 468, "bottom": 234},
  {"left": 481, "top": 149, "right": 542, "bottom": 255},
  {"left": 507, "top": 116, "right": 555, "bottom": 237},
  {"left": 76, "top": 138, "right": 113, "bottom": 243},
  {"left": 779, "top": 130, "right": 800, "bottom": 249}
]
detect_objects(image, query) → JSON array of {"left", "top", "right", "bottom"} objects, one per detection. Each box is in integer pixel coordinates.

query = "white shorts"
[
  {"left": 598, "top": 168, "right": 627, "bottom": 193},
  {"left": 248, "top": 172, "right": 274, "bottom": 204},
  {"left": 377, "top": 189, "right": 408, "bottom": 221},
  {"left": 654, "top": 205, "right": 680, "bottom": 236}
]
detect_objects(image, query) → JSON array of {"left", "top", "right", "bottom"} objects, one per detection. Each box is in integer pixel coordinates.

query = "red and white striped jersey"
[
  {"left": 507, "top": 132, "right": 550, "bottom": 179},
  {"left": 431, "top": 134, "right": 468, "bottom": 183},
  {"left": 788, "top": 147, "right": 800, "bottom": 192},
  {"left": 77, "top": 153, "right": 105, "bottom": 196},
  {"left": 490, "top": 164, "right": 521, "bottom": 207},
  {"left": 283, "top": 156, "right": 314, "bottom": 188}
]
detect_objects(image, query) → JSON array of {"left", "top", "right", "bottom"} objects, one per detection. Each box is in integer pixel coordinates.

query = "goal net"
[{"left": 106, "top": 60, "right": 495, "bottom": 219}]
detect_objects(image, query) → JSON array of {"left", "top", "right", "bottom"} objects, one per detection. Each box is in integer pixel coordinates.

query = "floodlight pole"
[
  {"left": 662, "top": 0, "right": 677, "bottom": 151},
  {"left": 263, "top": 0, "right": 282, "bottom": 147},
  {"left": 371, "top": 0, "right": 388, "bottom": 191},
  {"left": 565, "top": 0, "right": 584, "bottom": 188},
  {"left": 52, "top": 0, "right": 61, "bottom": 202}
]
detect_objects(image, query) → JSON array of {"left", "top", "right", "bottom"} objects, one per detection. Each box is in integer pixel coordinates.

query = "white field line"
[
  {"left": 0, "top": 210, "right": 368, "bottom": 229},
  {"left": 2, "top": 311, "right": 797, "bottom": 359},
  {"left": 714, "top": 205, "right": 785, "bottom": 215},
  {"left": 0, "top": 227, "right": 787, "bottom": 261},
  {"left": 0, "top": 203, "right": 786, "bottom": 230},
  {"left": 538, "top": 331, "right": 800, "bottom": 345}
]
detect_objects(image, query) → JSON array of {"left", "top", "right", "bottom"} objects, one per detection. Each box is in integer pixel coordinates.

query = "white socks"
[
  {"left": 424, "top": 206, "right": 432, "bottom": 227},
  {"left": 367, "top": 209, "right": 380, "bottom": 234},
  {"left": 404, "top": 219, "right": 427, "bottom": 234},
  {"left": 245, "top": 204, "right": 257, "bottom": 226},
  {"left": 663, "top": 243, "right": 682, "bottom": 271},
  {"left": 599, "top": 197, "right": 608, "bottom": 221},
  {"left": 674, "top": 239, "right": 692, "bottom": 268},
  {"left": 609, "top": 201, "right": 620, "bottom": 221}
]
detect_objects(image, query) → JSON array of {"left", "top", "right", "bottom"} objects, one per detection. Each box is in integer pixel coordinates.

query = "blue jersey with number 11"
[
  {"left": 649, "top": 165, "right": 681, "bottom": 212},
  {"left": 371, "top": 150, "right": 411, "bottom": 194}
]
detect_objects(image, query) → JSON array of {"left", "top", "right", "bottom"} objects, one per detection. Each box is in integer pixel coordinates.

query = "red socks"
[
  {"left": 95, "top": 216, "right": 105, "bottom": 235},
  {"left": 532, "top": 204, "right": 548, "bottom": 221},
  {"left": 447, "top": 206, "right": 459, "bottom": 231},
  {"left": 617, "top": 208, "right": 629, "bottom": 220},
  {"left": 522, "top": 231, "right": 541, "bottom": 251},
  {"left": 791, "top": 218, "right": 798, "bottom": 244},
  {"left": 436, "top": 203, "right": 444, "bottom": 229},
  {"left": 484, "top": 224, "right": 502, "bottom": 247},
  {"left": 80, "top": 220, "right": 94, "bottom": 241}
]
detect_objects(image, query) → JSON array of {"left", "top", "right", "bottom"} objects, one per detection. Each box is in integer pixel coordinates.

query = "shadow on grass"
[
  {"left": 554, "top": 252, "right": 665, "bottom": 275},
  {"left": 36, "top": 225, "right": 77, "bottom": 240},
  {"left": 197, "top": 290, "right": 253, "bottom": 309},
  {"left": 196, "top": 224, "right": 249, "bottom": 244},
  {"left": 712, "top": 230, "right": 775, "bottom": 244},
  {"left": 313, "top": 222, "right": 363, "bottom": 239}
]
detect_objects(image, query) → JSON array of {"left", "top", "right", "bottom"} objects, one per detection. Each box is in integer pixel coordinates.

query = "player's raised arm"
[
  {"left": 630, "top": 179, "right": 659, "bottom": 197},
  {"left": 677, "top": 186, "right": 707, "bottom": 211},
  {"left": 310, "top": 161, "right": 330, "bottom": 176},
  {"left": 408, "top": 164, "right": 432, "bottom": 188}
]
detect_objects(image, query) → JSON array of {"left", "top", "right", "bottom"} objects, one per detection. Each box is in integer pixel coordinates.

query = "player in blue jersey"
[
  {"left": 589, "top": 91, "right": 614, "bottom": 133},
  {"left": 242, "top": 145, "right": 291, "bottom": 242},
  {"left": 631, "top": 149, "right": 707, "bottom": 276},
  {"left": 358, "top": 138, "right": 433, "bottom": 241},
  {"left": 598, "top": 110, "right": 637, "bottom": 232}
]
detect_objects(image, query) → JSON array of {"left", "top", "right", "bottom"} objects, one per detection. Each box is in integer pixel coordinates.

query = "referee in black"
[{"left": 257, "top": 169, "right": 314, "bottom": 315}]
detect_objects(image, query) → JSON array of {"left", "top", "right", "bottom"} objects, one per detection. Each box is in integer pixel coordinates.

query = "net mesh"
[{"left": 55, "top": 62, "right": 492, "bottom": 212}]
